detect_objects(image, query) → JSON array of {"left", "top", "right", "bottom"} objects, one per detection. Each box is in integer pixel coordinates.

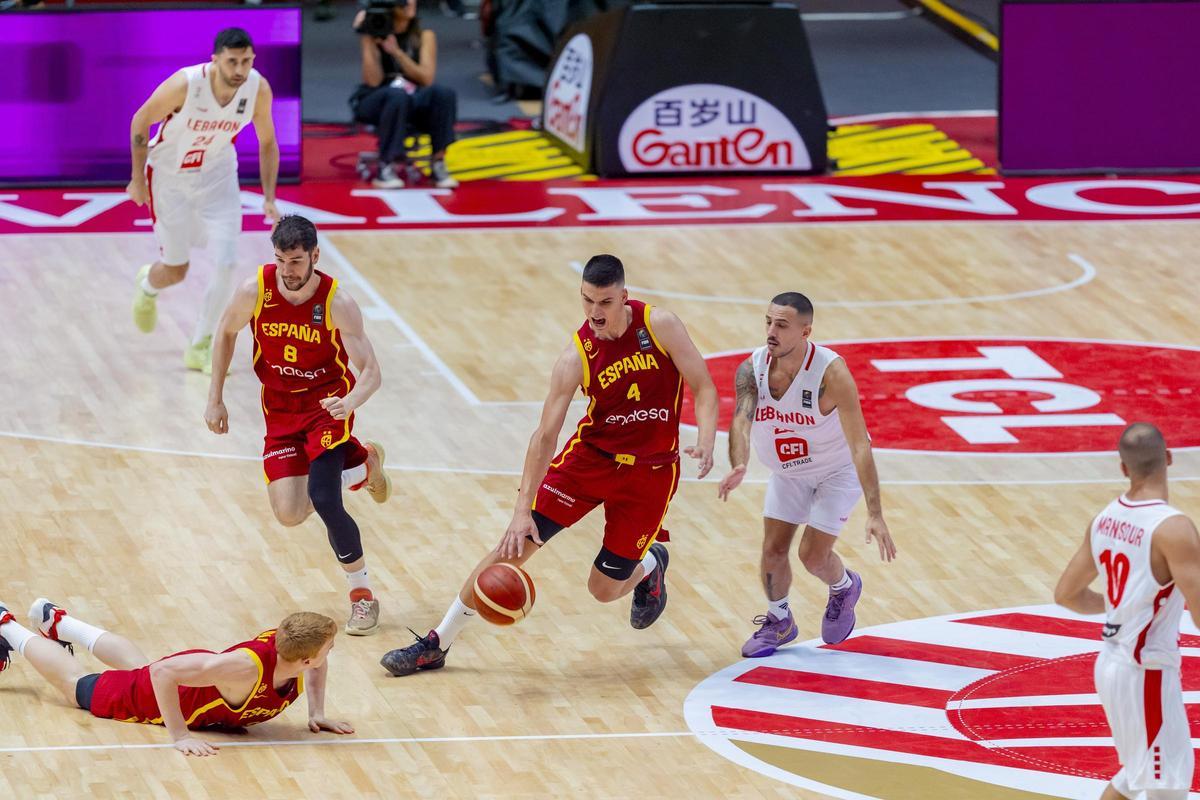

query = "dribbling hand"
[
  {"left": 174, "top": 736, "right": 219, "bottom": 757},
  {"left": 496, "top": 511, "right": 542, "bottom": 560},
  {"left": 205, "top": 401, "right": 229, "bottom": 435},
  {"left": 717, "top": 465, "right": 747, "bottom": 501},
  {"left": 126, "top": 178, "right": 149, "bottom": 207},
  {"left": 684, "top": 444, "right": 714, "bottom": 479}
]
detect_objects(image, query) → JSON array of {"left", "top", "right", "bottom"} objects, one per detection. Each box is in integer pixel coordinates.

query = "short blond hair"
[{"left": 275, "top": 612, "right": 337, "bottom": 661}]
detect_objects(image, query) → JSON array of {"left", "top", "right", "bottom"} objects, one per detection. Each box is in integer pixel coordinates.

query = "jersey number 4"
[
  {"left": 1098, "top": 549, "right": 1131, "bottom": 607},
  {"left": 627, "top": 383, "right": 640, "bottom": 402}
]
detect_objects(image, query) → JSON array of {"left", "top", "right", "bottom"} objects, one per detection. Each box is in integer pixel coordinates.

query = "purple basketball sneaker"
[
  {"left": 821, "top": 570, "right": 862, "bottom": 644},
  {"left": 741, "top": 611, "right": 799, "bottom": 658}
]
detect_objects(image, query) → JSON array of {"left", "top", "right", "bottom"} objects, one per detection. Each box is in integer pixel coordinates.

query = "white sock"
[
  {"left": 434, "top": 597, "right": 475, "bottom": 647},
  {"left": 341, "top": 463, "right": 367, "bottom": 490},
  {"left": 192, "top": 262, "right": 236, "bottom": 345},
  {"left": 140, "top": 275, "right": 159, "bottom": 296},
  {"left": 344, "top": 566, "right": 370, "bottom": 593},
  {"left": 47, "top": 612, "right": 108, "bottom": 654},
  {"left": 638, "top": 551, "right": 658, "bottom": 580},
  {"left": 0, "top": 617, "right": 36, "bottom": 656},
  {"left": 768, "top": 597, "right": 790, "bottom": 619},
  {"left": 830, "top": 570, "right": 851, "bottom": 592}
]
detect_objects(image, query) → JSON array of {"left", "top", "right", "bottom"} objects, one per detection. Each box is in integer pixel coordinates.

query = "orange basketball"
[{"left": 472, "top": 563, "right": 536, "bottom": 626}]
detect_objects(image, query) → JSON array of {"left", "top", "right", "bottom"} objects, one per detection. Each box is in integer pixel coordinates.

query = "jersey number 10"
[{"left": 1098, "top": 549, "right": 1131, "bottom": 608}]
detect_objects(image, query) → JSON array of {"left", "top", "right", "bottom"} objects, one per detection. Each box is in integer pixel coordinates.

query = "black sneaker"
[
  {"left": 630, "top": 543, "right": 669, "bottom": 630},
  {"left": 0, "top": 607, "right": 13, "bottom": 674},
  {"left": 380, "top": 629, "right": 448, "bottom": 677}
]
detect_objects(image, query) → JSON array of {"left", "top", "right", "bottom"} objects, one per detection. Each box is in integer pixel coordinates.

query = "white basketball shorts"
[
  {"left": 146, "top": 162, "right": 241, "bottom": 266},
  {"left": 763, "top": 462, "right": 862, "bottom": 535},
  {"left": 1095, "top": 649, "right": 1193, "bottom": 796}
]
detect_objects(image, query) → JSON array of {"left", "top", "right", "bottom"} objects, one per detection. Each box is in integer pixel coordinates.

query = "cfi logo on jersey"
[
  {"left": 312, "top": 304, "right": 324, "bottom": 326},
  {"left": 320, "top": 431, "right": 333, "bottom": 448},
  {"left": 584, "top": 339, "right": 593, "bottom": 352},
  {"left": 264, "top": 288, "right": 273, "bottom": 305},
  {"left": 237, "top": 97, "right": 248, "bottom": 114}
]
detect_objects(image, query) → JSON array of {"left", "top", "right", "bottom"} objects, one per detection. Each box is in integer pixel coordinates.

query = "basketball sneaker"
[
  {"left": 361, "top": 441, "right": 392, "bottom": 504},
  {"left": 380, "top": 629, "right": 448, "bottom": 676},
  {"left": 346, "top": 596, "right": 381, "bottom": 636},
  {"left": 183, "top": 336, "right": 212, "bottom": 372},
  {"left": 630, "top": 542, "right": 669, "bottom": 630},
  {"left": 0, "top": 606, "right": 13, "bottom": 674},
  {"left": 741, "top": 611, "right": 798, "bottom": 658},
  {"left": 28, "top": 598, "right": 73, "bottom": 653},
  {"left": 431, "top": 160, "right": 459, "bottom": 190},
  {"left": 372, "top": 163, "right": 405, "bottom": 189},
  {"left": 821, "top": 570, "right": 863, "bottom": 645},
  {"left": 132, "top": 264, "right": 158, "bottom": 333}
]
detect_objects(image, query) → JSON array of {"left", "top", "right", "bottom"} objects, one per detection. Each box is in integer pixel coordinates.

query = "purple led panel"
[{"left": 0, "top": 7, "right": 301, "bottom": 185}]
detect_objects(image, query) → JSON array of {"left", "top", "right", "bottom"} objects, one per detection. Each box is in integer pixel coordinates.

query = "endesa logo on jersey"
[
  {"left": 685, "top": 338, "right": 1200, "bottom": 454},
  {"left": 618, "top": 84, "right": 811, "bottom": 173},
  {"left": 544, "top": 34, "right": 593, "bottom": 153}
]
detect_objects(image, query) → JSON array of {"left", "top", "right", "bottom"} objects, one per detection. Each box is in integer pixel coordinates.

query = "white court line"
[
  {"left": 0, "top": 730, "right": 697, "bottom": 755},
  {"left": 317, "top": 233, "right": 485, "bottom": 406},
  {"left": 567, "top": 253, "right": 1096, "bottom": 307},
  {"left": 0, "top": 430, "right": 1190, "bottom": 486}
]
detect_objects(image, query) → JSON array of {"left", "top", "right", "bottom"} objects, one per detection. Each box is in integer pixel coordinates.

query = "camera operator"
[{"left": 351, "top": 0, "right": 458, "bottom": 189}]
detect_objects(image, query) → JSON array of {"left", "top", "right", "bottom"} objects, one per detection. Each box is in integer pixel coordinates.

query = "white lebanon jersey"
[
  {"left": 749, "top": 342, "right": 854, "bottom": 478},
  {"left": 1090, "top": 495, "right": 1187, "bottom": 667},
  {"left": 147, "top": 63, "right": 261, "bottom": 176}
]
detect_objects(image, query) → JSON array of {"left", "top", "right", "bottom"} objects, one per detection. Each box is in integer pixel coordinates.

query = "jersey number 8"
[{"left": 284, "top": 345, "right": 298, "bottom": 363}]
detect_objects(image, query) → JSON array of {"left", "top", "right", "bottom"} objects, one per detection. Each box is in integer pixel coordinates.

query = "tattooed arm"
[
  {"left": 718, "top": 357, "right": 757, "bottom": 500},
  {"left": 126, "top": 71, "right": 188, "bottom": 206}
]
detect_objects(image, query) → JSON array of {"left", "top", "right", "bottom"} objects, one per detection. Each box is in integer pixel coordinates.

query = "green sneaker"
[
  {"left": 183, "top": 336, "right": 212, "bottom": 372},
  {"left": 132, "top": 264, "right": 158, "bottom": 333}
]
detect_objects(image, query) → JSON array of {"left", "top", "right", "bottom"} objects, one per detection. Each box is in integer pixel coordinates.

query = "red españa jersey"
[
  {"left": 567, "top": 299, "right": 683, "bottom": 458},
  {"left": 252, "top": 264, "right": 355, "bottom": 397},
  {"left": 90, "top": 631, "right": 303, "bottom": 729}
]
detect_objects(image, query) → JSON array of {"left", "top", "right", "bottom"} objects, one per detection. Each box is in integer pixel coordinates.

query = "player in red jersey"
[
  {"left": 382, "top": 254, "right": 718, "bottom": 676},
  {"left": 0, "top": 599, "right": 352, "bottom": 757},
  {"left": 205, "top": 215, "right": 390, "bottom": 635}
]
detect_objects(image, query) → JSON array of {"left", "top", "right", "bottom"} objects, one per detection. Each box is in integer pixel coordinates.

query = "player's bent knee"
[
  {"left": 273, "top": 507, "right": 309, "bottom": 527},
  {"left": 592, "top": 547, "right": 640, "bottom": 583},
  {"left": 587, "top": 576, "right": 624, "bottom": 603}
]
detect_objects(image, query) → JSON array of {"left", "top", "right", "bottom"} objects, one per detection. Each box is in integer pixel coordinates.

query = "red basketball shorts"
[
  {"left": 260, "top": 386, "right": 368, "bottom": 482},
  {"left": 533, "top": 442, "right": 679, "bottom": 560}
]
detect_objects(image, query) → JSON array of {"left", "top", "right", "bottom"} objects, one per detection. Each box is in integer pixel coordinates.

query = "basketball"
[{"left": 472, "top": 563, "right": 537, "bottom": 626}]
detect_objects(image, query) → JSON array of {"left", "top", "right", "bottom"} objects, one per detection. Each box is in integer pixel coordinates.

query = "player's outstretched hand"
[
  {"left": 866, "top": 514, "right": 897, "bottom": 562},
  {"left": 496, "top": 511, "right": 542, "bottom": 560},
  {"left": 204, "top": 401, "right": 229, "bottom": 435},
  {"left": 319, "top": 395, "right": 356, "bottom": 421},
  {"left": 717, "top": 465, "right": 747, "bottom": 501},
  {"left": 309, "top": 716, "right": 354, "bottom": 735},
  {"left": 126, "top": 177, "right": 149, "bottom": 207},
  {"left": 684, "top": 444, "right": 714, "bottom": 479},
  {"left": 174, "top": 736, "right": 219, "bottom": 757}
]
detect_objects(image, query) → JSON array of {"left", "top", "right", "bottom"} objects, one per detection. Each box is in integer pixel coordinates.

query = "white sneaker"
[
  {"left": 372, "top": 164, "right": 405, "bottom": 189},
  {"left": 431, "top": 160, "right": 459, "bottom": 189}
]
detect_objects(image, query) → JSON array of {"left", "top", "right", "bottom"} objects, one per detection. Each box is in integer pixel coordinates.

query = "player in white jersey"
[
  {"left": 126, "top": 27, "right": 281, "bottom": 373},
  {"left": 718, "top": 292, "right": 896, "bottom": 657},
  {"left": 1055, "top": 423, "right": 1200, "bottom": 800}
]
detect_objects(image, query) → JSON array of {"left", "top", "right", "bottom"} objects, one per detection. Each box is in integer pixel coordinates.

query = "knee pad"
[{"left": 593, "top": 547, "right": 640, "bottom": 581}]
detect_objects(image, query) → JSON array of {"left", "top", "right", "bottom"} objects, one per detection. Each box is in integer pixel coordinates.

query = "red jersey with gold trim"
[
  {"left": 89, "top": 631, "right": 303, "bottom": 729},
  {"left": 568, "top": 299, "right": 683, "bottom": 458},
  {"left": 252, "top": 264, "right": 354, "bottom": 398}
]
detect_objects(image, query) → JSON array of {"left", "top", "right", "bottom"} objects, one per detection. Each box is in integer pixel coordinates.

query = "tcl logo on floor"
[{"left": 686, "top": 338, "right": 1200, "bottom": 454}]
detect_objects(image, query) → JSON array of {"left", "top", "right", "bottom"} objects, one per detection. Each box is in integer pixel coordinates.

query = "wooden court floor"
[{"left": 1, "top": 221, "right": 1198, "bottom": 798}]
